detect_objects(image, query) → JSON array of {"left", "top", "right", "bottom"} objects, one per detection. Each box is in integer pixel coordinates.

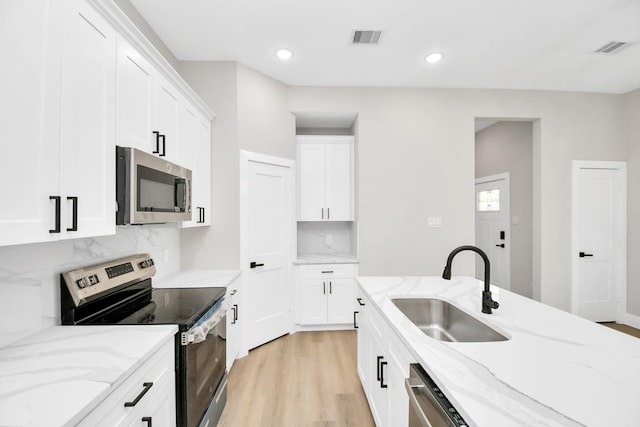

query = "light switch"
[{"left": 427, "top": 217, "right": 442, "bottom": 228}]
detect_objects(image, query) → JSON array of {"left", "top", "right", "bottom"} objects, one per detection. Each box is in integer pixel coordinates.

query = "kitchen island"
[{"left": 357, "top": 276, "right": 640, "bottom": 426}]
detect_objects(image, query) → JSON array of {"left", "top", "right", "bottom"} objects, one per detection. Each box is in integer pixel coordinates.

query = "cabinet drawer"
[
  {"left": 78, "top": 339, "right": 175, "bottom": 427},
  {"left": 299, "top": 264, "right": 355, "bottom": 279}
]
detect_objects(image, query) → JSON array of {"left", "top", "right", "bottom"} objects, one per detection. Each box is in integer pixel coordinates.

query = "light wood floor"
[
  {"left": 218, "top": 331, "right": 375, "bottom": 427},
  {"left": 600, "top": 322, "right": 640, "bottom": 338}
]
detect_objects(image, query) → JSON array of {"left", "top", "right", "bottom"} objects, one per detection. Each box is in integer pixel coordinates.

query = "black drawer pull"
[
  {"left": 380, "top": 361, "right": 388, "bottom": 388},
  {"left": 49, "top": 196, "right": 61, "bottom": 233},
  {"left": 67, "top": 196, "right": 78, "bottom": 231},
  {"left": 142, "top": 416, "right": 152, "bottom": 427},
  {"left": 124, "top": 382, "right": 153, "bottom": 407},
  {"left": 321, "top": 270, "right": 334, "bottom": 274}
]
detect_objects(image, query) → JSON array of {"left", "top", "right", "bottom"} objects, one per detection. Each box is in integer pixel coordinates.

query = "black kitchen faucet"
[{"left": 442, "top": 245, "right": 499, "bottom": 314}]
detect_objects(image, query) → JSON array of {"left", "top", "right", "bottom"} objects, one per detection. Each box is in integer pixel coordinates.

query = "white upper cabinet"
[
  {"left": 116, "top": 37, "right": 154, "bottom": 152},
  {"left": 0, "top": 1, "right": 60, "bottom": 245},
  {"left": 0, "top": 0, "right": 116, "bottom": 246},
  {"left": 58, "top": 0, "right": 117, "bottom": 239},
  {"left": 154, "top": 75, "right": 180, "bottom": 161},
  {"left": 297, "top": 136, "right": 354, "bottom": 221}
]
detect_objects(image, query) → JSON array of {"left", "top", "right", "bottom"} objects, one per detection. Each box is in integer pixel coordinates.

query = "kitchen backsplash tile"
[
  {"left": 0, "top": 226, "right": 180, "bottom": 348},
  {"left": 297, "top": 221, "right": 357, "bottom": 256}
]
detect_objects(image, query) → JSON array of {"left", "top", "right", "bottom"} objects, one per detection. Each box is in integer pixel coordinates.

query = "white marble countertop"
[
  {"left": 357, "top": 276, "right": 640, "bottom": 427},
  {"left": 294, "top": 254, "right": 359, "bottom": 264},
  {"left": 0, "top": 325, "right": 177, "bottom": 427},
  {"left": 153, "top": 269, "right": 241, "bottom": 288}
]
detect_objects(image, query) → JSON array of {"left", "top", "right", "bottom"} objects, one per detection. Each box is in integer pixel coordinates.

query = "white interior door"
[
  {"left": 475, "top": 173, "right": 510, "bottom": 290},
  {"left": 242, "top": 153, "right": 294, "bottom": 351},
  {"left": 572, "top": 162, "right": 626, "bottom": 322}
]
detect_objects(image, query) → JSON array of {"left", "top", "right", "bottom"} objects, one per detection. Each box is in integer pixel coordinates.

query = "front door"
[
  {"left": 572, "top": 162, "right": 626, "bottom": 321},
  {"left": 242, "top": 153, "right": 294, "bottom": 350},
  {"left": 475, "top": 173, "right": 510, "bottom": 289}
]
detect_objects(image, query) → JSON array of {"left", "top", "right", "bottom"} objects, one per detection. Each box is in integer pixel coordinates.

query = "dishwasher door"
[{"left": 405, "top": 364, "right": 469, "bottom": 427}]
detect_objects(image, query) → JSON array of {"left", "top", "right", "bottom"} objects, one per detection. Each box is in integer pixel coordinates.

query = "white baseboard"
[
  {"left": 293, "top": 323, "right": 356, "bottom": 333},
  {"left": 620, "top": 311, "right": 640, "bottom": 329}
]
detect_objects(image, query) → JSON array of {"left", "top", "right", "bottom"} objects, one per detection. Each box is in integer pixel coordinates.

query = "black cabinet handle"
[
  {"left": 329, "top": 281, "right": 332, "bottom": 294},
  {"left": 496, "top": 243, "right": 505, "bottom": 248},
  {"left": 380, "top": 361, "right": 388, "bottom": 388},
  {"left": 250, "top": 261, "right": 264, "bottom": 269},
  {"left": 579, "top": 252, "right": 594, "bottom": 258},
  {"left": 198, "top": 207, "right": 205, "bottom": 223},
  {"left": 232, "top": 304, "right": 238, "bottom": 323},
  {"left": 66, "top": 196, "right": 78, "bottom": 231},
  {"left": 376, "top": 356, "right": 383, "bottom": 382},
  {"left": 353, "top": 311, "right": 359, "bottom": 329},
  {"left": 159, "top": 134, "right": 166, "bottom": 156},
  {"left": 323, "top": 281, "right": 326, "bottom": 295},
  {"left": 321, "top": 270, "right": 334, "bottom": 274},
  {"left": 142, "top": 416, "right": 152, "bottom": 427},
  {"left": 152, "top": 131, "right": 160, "bottom": 154},
  {"left": 49, "top": 196, "right": 60, "bottom": 233},
  {"left": 124, "top": 382, "right": 153, "bottom": 407},
  {"left": 357, "top": 298, "right": 365, "bottom": 306},
  {"left": 327, "top": 207, "right": 330, "bottom": 219}
]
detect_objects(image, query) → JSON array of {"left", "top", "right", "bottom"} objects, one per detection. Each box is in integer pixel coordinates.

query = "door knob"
[
  {"left": 579, "top": 252, "right": 594, "bottom": 258},
  {"left": 249, "top": 261, "right": 264, "bottom": 269},
  {"left": 495, "top": 243, "right": 505, "bottom": 248}
]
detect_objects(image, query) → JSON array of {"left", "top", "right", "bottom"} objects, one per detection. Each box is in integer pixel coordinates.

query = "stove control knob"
[
  {"left": 139, "top": 259, "right": 155, "bottom": 269},
  {"left": 76, "top": 277, "right": 88, "bottom": 289}
]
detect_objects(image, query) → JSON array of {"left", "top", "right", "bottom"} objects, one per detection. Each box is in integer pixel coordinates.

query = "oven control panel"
[{"left": 62, "top": 254, "right": 156, "bottom": 307}]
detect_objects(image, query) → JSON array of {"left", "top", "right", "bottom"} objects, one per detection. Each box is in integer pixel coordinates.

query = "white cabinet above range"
[{"left": 297, "top": 135, "right": 354, "bottom": 221}]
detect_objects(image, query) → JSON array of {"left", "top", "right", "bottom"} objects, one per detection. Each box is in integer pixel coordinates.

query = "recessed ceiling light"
[
  {"left": 276, "top": 49, "right": 293, "bottom": 60},
  {"left": 425, "top": 52, "right": 443, "bottom": 64}
]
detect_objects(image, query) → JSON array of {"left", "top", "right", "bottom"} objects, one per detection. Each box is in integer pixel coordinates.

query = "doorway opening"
[{"left": 474, "top": 119, "right": 534, "bottom": 298}]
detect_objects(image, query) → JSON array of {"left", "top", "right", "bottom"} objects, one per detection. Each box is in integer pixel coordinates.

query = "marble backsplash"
[
  {"left": 297, "top": 221, "right": 358, "bottom": 256},
  {"left": 0, "top": 226, "right": 181, "bottom": 348}
]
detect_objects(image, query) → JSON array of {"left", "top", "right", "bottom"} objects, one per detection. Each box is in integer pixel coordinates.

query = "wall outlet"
[
  {"left": 427, "top": 217, "right": 442, "bottom": 228},
  {"left": 325, "top": 234, "right": 333, "bottom": 245},
  {"left": 163, "top": 248, "right": 170, "bottom": 262}
]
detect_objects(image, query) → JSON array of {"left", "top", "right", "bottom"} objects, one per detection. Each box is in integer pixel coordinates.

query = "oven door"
[{"left": 183, "top": 312, "right": 227, "bottom": 427}]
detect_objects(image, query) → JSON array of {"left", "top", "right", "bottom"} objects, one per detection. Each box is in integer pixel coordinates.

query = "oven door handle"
[{"left": 181, "top": 299, "right": 229, "bottom": 345}]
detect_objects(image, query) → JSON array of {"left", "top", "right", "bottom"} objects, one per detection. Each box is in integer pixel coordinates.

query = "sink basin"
[{"left": 391, "top": 298, "right": 508, "bottom": 342}]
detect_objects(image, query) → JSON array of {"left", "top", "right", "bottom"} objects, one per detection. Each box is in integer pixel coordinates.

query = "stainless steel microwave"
[{"left": 116, "top": 146, "right": 192, "bottom": 225}]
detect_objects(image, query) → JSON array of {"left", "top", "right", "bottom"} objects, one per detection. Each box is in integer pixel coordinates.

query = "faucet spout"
[{"left": 442, "top": 245, "right": 499, "bottom": 314}]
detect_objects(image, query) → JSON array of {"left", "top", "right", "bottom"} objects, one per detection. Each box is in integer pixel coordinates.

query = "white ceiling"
[{"left": 129, "top": 0, "right": 640, "bottom": 94}]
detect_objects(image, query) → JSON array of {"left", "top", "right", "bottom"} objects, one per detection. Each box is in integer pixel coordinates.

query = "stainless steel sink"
[{"left": 391, "top": 298, "right": 508, "bottom": 342}]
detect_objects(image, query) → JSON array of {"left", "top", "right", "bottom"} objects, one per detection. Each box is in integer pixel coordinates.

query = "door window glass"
[{"left": 477, "top": 189, "right": 500, "bottom": 211}]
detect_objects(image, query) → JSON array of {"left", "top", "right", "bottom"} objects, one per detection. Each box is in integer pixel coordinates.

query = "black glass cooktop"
[{"left": 119, "top": 287, "right": 226, "bottom": 330}]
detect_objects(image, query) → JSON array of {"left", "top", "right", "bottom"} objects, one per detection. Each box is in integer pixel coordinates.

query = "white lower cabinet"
[
  {"left": 357, "top": 286, "right": 414, "bottom": 427},
  {"left": 78, "top": 340, "right": 176, "bottom": 427},
  {"left": 227, "top": 276, "right": 242, "bottom": 371},
  {"left": 298, "top": 264, "right": 357, "bottom": 325}
]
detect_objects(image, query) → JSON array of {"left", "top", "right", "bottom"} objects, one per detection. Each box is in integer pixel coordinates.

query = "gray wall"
[
  {"left": 178, "top": 62, "right": 294, "bottom": 270},
  {"left": 288, "top": 87, "right": 627, "bottom": 311},
  {"left": 624, "top": 88, "right": 640, "bottom": 315},
  {"left": 475, "top": 121, "right": 533, "bottom": 298}
]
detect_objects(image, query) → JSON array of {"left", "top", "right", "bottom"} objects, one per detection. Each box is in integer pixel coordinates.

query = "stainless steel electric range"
[{"left": 61, "top": 254, "right": 227, "bottom": 427}]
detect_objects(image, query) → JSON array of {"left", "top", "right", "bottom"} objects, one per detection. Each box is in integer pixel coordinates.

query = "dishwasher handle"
[{"left": 405, "top": 378, "right": 433, "bottom": 427}]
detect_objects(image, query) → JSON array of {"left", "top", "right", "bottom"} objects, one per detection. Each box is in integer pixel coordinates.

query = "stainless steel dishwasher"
[{"left": 405, "top": 364, "right": 469, "bottom": 427}]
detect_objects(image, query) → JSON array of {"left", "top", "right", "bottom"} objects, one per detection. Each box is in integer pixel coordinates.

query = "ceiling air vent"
[
  {"left": 594, "top": 41, "right": 630, "bottom": 54},
  {"left": 352, "top": 30, "right": 383, "bottom": 45}
]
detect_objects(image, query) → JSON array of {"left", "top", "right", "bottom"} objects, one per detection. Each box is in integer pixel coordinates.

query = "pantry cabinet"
[
  {"left": 297, "top": 136, "right": 354, "bottom": 221},
  {"left": 298, "top": 264, "right": 356, "bottom": 325},
  {"left": 0, "top": 0, "right": 116, "bottom": 246}
]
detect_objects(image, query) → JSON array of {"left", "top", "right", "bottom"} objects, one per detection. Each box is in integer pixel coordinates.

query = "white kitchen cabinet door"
[
  {"left": 127, "top": 372, "right": 176, "bottom": 427},
  {"left": 297, "top": 136, "right": 354, "bottom": 221},
  {"left": 299, "top": 278, "right": 329, "bottom": 324},
  {"left": 227, "top": 277, "right": 242, "bottom": 371},
  {"left": 298, "top": 143, "right": 326, "bottom": 220},
  {"left": 0, "top": 1, "right": 61, "bottom": 246},
  {"left": 180, "top": 113, "right": 211, "bottom": 228},
  {"left": 327, "top": 278, "right": 355, "bottom": 324},
  {"left": 154, "top": 76, "right": 180, "bottom": 161},
  {"left": 356, "top": 301, "right": 370, "bottom": 387},
  {"left": 116, "top": 37, "right": 154, "bottom": 153},
  {"left": 324, "top": 142, "right": 353, "bottom": 221},
  {"left": 368, "top": 330, "right": 389, "bottom": 426},
  {"left": 58, "top": 0, "right": 116, "bottom": 239}
]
